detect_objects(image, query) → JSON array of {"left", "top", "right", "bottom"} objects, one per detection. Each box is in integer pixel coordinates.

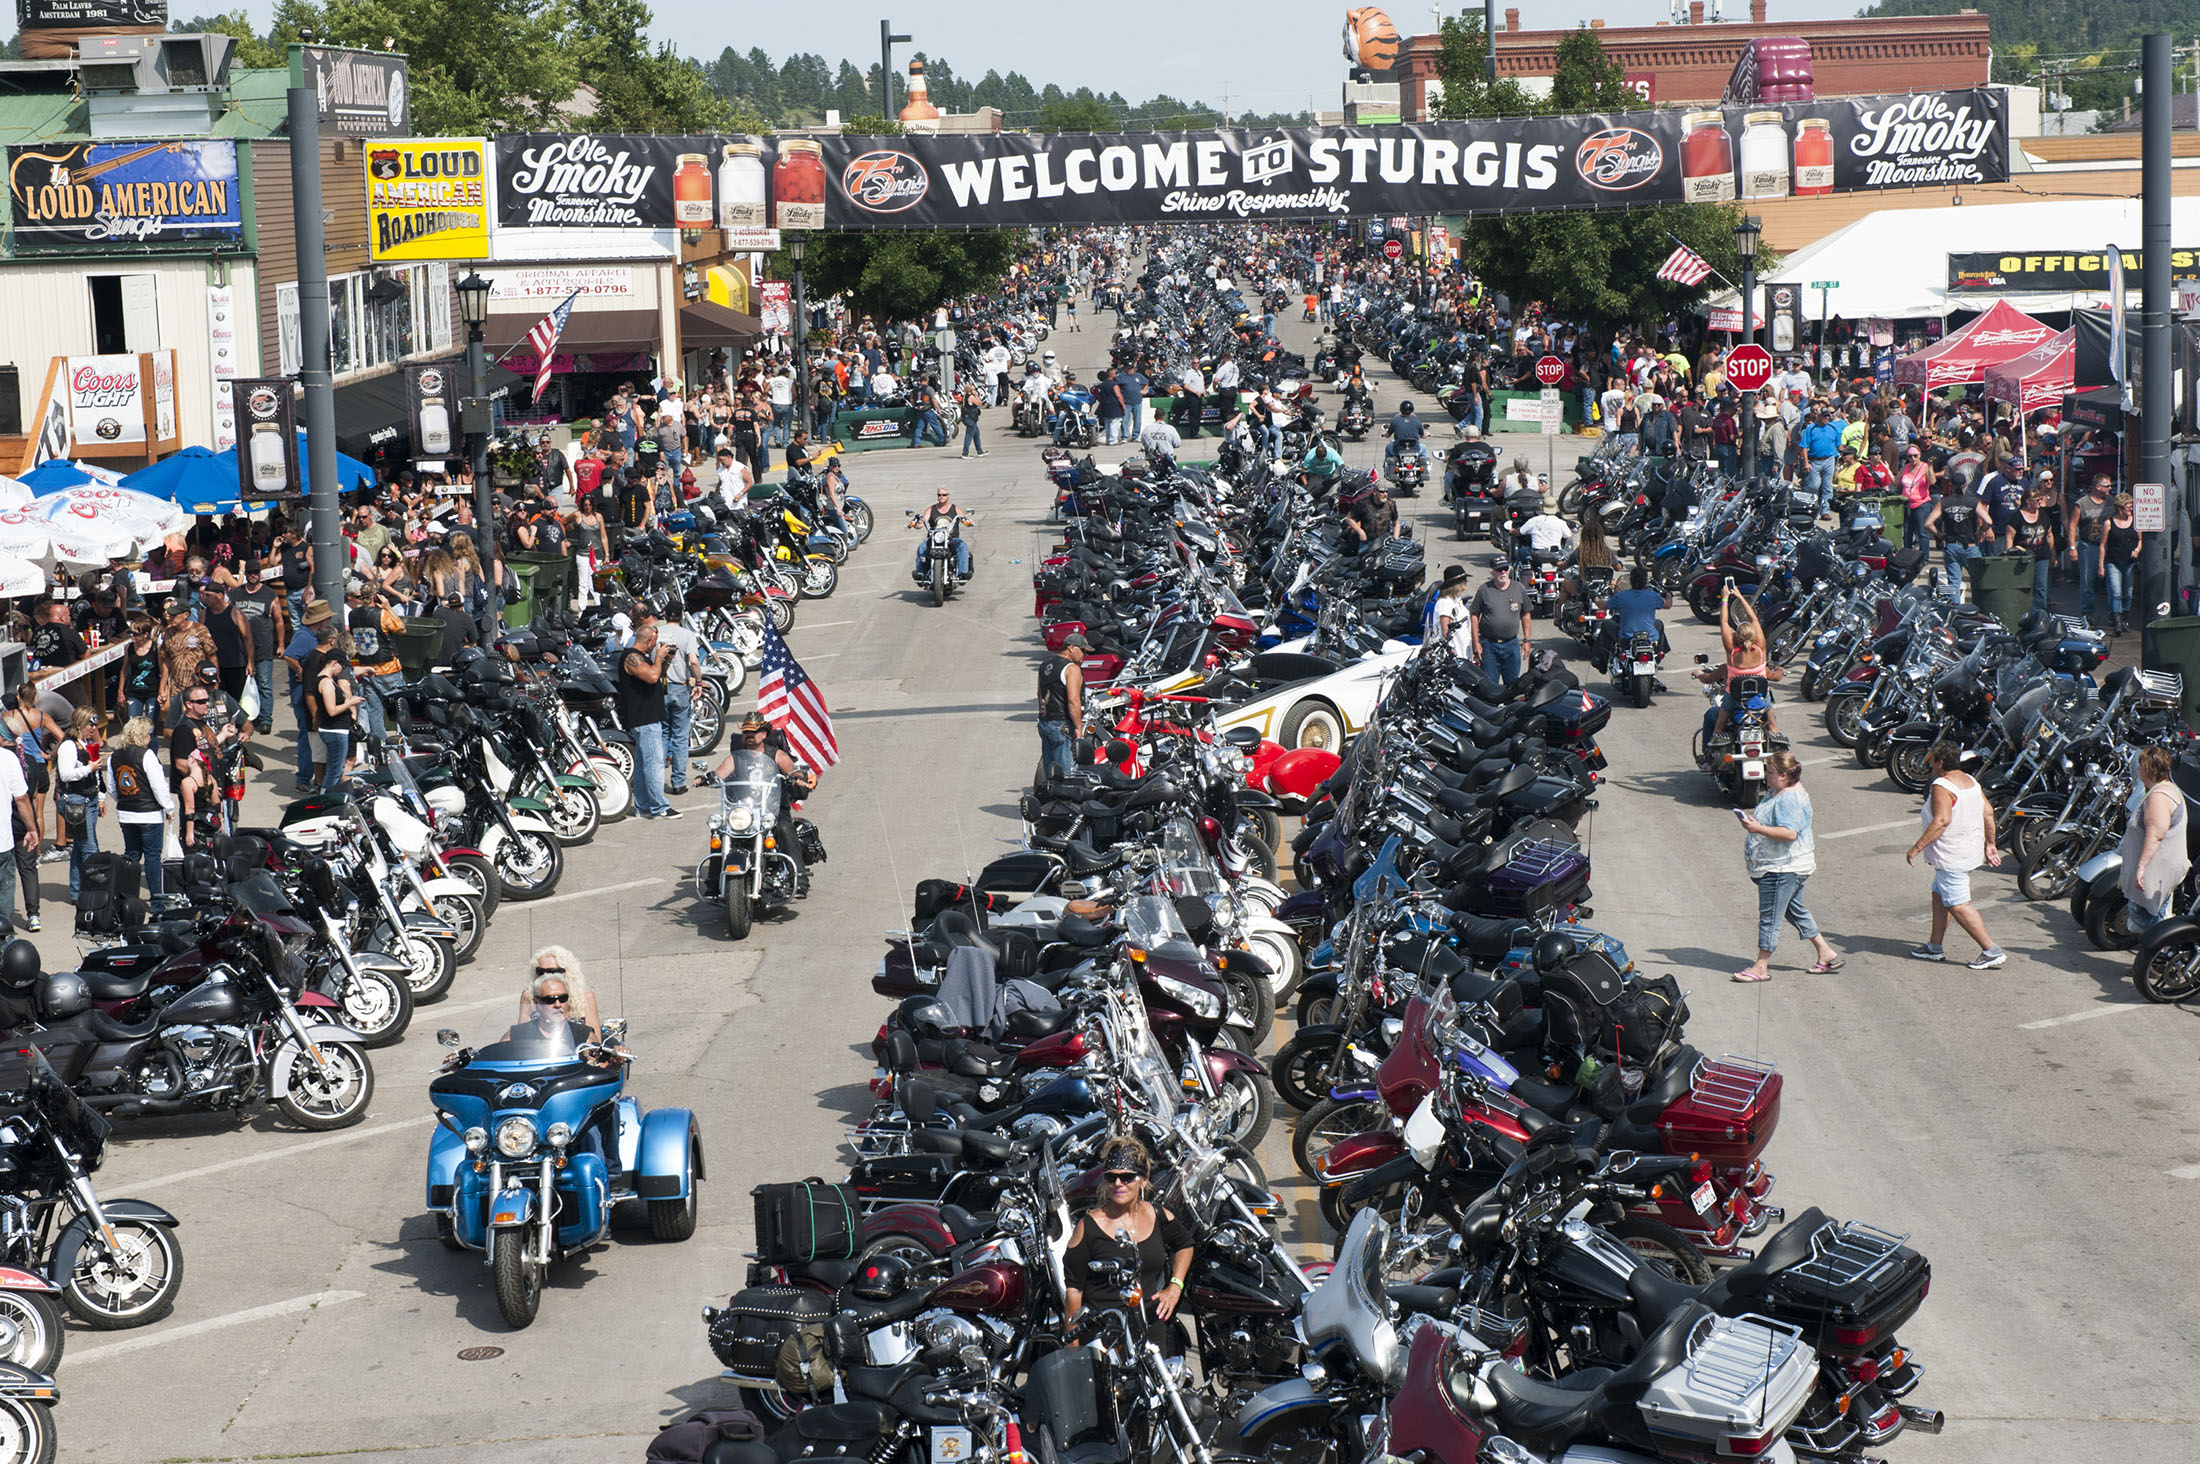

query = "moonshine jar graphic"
[
  {"left": 718, "top": 142, "right": 767, "bottom": 230},
  {"left": 1793, "top": 117, "right": 1833, "bottom": 196},
  {"left": 1738, "top": 111, "right": 1791, "bottom": 200},
  {"left": 672, "top": 152, "right": 713, "bottom": 226},
  {"left": 417, "top": 401, "right": 451, "bottom": 455},
  {"left": 774, "top": 139, "right": 827, "bottom": 230},
  {"left": 1680, "top": 111, "right": 1735, "bottom": 204},
  {"left": 249, "top": 422, "right": 288, "bottom": 492}
]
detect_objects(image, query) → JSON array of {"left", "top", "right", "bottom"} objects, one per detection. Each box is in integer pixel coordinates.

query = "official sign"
[
  {"left": 234, "top": 378, "right": 300, "bottom": 498},
  {"left": 366, "top": 138, "right": 490, "bottom": 262},
  {"left": 781, "top": 88, "right": 2005, "bottom": 230},
  {"left": 1948, "top": 249, "right": 2200, "bottom": 295},
  {"left": 1539, "top": 387, "right": 1564, "bottom": 436},
  {"left": 2134, "top": 482, "right": 2167, "bottom": 533},
  {"left": 1381, "top": 237, "right": 1403, "bottom": 260},
  {"left": 7, "top": 139, "right": 241, "bottom": 250},
  {"left": 1534, "top": 355, "right": 1566, "bottom": 387},
  {"left": 16, "top": 0, "right": 163, "bottom": 28},
  {"left": 303, "top": 46, "right": 410, "bottom": 137},
  {"left": 63, "top": 355, "right": 145, "bottom": 446},
  {"left": 1724, "top": 343, "right": 1775, "bottom": 393}
]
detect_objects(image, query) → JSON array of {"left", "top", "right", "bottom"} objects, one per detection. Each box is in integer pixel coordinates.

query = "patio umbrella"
[
  {"left": 0, "top": 553, "right": 47, "bottom": 598},
  {"left": 17, "top": 459, "right": 124, "bottom": 492},
  {"left": 120, "top": 446, "right": 262, "bottom": 516},
  {"left": 0, "top": 478, "right": 29, "bottom": 512},
  {"left": 36, "top": 483, "right": 190, "bottom": 542},
  {"left": 0, "top": 507, "right": 135, "bottom": 566}
]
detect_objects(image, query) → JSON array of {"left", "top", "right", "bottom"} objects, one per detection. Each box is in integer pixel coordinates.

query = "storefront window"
[{"left": 328, "top": 279, "right": 355, "bottom": 376}]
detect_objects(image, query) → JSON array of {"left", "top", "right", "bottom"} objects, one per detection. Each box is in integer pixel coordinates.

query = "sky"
[{"left": 220, "top": 0, "right": 1877, "bottom": 114}]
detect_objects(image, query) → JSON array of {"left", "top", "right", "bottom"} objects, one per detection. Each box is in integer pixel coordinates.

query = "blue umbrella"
[
  {"left": 119, "top": 446, "right": 251, "bottom": 516},
  {"left": 18, "top": 459, "right": 123, "bottom": 493},
  {"left": 205, "top": 435, "right": 376, "bottom": 502}
]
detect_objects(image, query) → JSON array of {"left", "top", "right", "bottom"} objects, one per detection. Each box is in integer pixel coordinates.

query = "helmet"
[
  {"left": 903, "top": 998, "right": 953, "bottom": 1042},
  {"left": 1399, "top": 401, "right": 1415, "bottom": 414},
  {"left": 0, "top": 939, "right": 38, "bottom": 993},
  {"left": 38, "top": 971, "right": 89, "bottom": 1020},
  {"left": 449, "top": 647, "right": 487, "bottom": 676},
  {"left": 1460, "top": 424, "right": 1481, "bottom": 439},
  {"left": 850, "top": 1251, "right": 914, "bottom": 1302},
  {"left": 1530, "top": 931, "right": 1579, "bottom": 974}
]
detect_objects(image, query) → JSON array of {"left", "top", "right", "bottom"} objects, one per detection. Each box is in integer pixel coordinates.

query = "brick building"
[{"left": 1397, "top": 2, "right": 1993, "bottom": 117}]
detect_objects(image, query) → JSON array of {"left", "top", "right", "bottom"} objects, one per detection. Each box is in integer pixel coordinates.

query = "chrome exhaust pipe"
[{"left": 1898, "top": 1405, "right": 1946, "bottom": 1434}]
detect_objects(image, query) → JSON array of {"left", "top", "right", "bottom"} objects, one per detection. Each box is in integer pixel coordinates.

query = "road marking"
[
  {"left": 70, "top": 1290, "right": 365, "bottom": 1364},
  {"left": 128, "top": 1117, "right": 433, "bottom": 1194},
  {"left": 2020, "top": 1005, "right": 2147, "bottom": 1030},
  {"left": 525, "top": 877, "right": 665, "bottom": 908},
  {"left": 1822, "top": 819, "right": 1917, "bottom": 840},
  {"left": 2170, "top": 1164, "right": 2200, "bottom": 1180},
  {"left": 1798, "top": 754, "right": 1843, "bottom": 767},
  {"left": 796, "top": 621, "right": 855, "bottom": 629}
]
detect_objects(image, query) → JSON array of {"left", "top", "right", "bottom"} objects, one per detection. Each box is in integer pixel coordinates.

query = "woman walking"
[
  {"left": 957, "top": 380, "right": 987, "bottom": 458},
  {"left": 2096, "top": 492, "right": 2142, "bottom": 636},
  {"left": 2005, "top": 484, "right": 2057, "bottom": 613},
  {"left": 1732, "top": 751, "right": 1840, "bottom": 981},
  {"left": 1906, "top": 739, "right": 2005, "bottom": 968}
]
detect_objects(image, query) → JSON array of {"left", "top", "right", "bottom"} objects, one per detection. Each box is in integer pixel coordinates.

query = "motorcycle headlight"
[
  {"left": 726, "top": 806, "right": 756, "bottom": 832},
  {"left": 462, "top": 1126, "right": 489, "bottom": 1155},
  {"left": 545, "top": 1122, "right": 573, "bottom": 1150},
  {"left": 495, "top": 1116, "right": 538, "bottom": 1158},
  {"left": 1153, "top": 973, "right": 1224, "bottom": 1019}
]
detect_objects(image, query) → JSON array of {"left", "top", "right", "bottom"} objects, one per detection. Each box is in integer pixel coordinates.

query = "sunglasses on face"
[
  {"left": 1103, "top": 1171, "right": 1140, "bottom": 1184},
  {"left": 539, "top": 993, "right": 570, "bottom": 1005}
]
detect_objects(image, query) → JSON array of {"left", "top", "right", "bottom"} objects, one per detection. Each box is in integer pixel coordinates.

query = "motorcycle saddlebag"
[
  {"left": 1541, "top": 688, "right": 1611, "bottom": 739},
  {"left": 1759, "top": 1221, "right": 1932, "bottom": 1353},
  {"left": 73, "top": 852, "right": 143, "bottom": 938},
  {"left": 646, "top": 1407, "right": 768, "bottom": 1464},
  {"left": 751, "top": 1179, "right": 861, "bottom": 1266},
  {"left": 770, "top": 1402, "right": 895, "bottom": 1463},
  {"left": 795, "top": 818, "right": 828, "bottom": 866},
  {"left": 705, "top": 1285, "right": 835, "bottom": 1388}
]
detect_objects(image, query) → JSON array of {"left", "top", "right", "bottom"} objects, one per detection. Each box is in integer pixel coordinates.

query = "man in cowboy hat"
[{"left": 710, "top": 712, "right": 817, "bottom": 894}]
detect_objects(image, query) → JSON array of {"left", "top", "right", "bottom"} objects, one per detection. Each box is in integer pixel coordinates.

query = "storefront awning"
[
  {"left": 680, "top": 298, "right": 761, "bottom": 349},
  {"left": 483, "top": 307, "right": 662, "bottom": 355}
]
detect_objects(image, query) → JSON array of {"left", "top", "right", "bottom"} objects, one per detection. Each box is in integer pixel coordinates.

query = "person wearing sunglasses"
[
  {"left": 512, "top": 944, "right": 600, "bottom": 1044},
  {"left": 1061, "top": 1138, "right": 1195, "bottom": 1339}
]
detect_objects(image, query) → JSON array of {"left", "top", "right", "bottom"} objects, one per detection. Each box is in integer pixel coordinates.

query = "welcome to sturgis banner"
[{"left": 788, "top": 88, "right": 2004, "bottom": 230}]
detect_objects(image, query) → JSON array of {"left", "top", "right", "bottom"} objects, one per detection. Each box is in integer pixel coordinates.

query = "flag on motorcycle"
[
  {"left": 1655, "top": 245, "right": 1713, "bottom": 288},
  {"left": 498, "top": 290, "right": 580, "bottom": 405},
  {"left": 757, "top": 623, "right": 839, "bottom": 769}
]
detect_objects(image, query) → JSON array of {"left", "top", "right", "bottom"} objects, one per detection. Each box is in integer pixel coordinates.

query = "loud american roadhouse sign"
[
  {"left": 366, "top": 138, "right": 490, "bottom": 261},
  {"left": 775, "top": 87, "right": 2005, "bottom": 229}
]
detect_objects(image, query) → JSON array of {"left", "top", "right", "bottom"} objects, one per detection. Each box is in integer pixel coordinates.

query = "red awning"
[
  {"left": 1894, "top": 300, "right": 2059, "bottom": 391},
  {"left": 1982, "top": 329, "right": 2075, "bottom": 414}
]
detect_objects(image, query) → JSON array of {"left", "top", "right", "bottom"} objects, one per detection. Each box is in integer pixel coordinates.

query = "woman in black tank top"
[{"left": 2005, "top": 487, "right": 2056, "bottom": 613}]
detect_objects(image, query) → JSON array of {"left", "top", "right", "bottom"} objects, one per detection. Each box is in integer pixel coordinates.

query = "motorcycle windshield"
[
  {"left": 466, "top": 1004, "right": 587, "bottom": 1066},
  {"left": 1121, "top": 893, "right": 1195, "bottom": 955},
  {"left": 719, "top": 749, "right": 782, "bottom": 828},
  {"left": 1157, "top": 819, "right": 1220, "bottom": 897}
]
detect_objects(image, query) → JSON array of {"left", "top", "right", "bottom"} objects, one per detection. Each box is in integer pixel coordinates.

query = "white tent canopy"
[{"left": 1704, "top": 197, "right": 2200, "bottom": 322}]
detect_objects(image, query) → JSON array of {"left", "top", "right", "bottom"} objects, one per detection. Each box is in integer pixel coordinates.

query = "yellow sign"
[{"left": 366, "top": 138, "right": 491, "bottom": 262}]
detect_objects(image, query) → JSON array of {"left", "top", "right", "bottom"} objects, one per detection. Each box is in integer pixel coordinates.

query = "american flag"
[
  {"left": 1655, "top": 244, "right": 1714, "bottom": 288},
  {"left": 756, "top": 621, "right": 840, "bottom": 769},
  {"left": 517, "top": 290, "right": 579, "bottom": 404}
]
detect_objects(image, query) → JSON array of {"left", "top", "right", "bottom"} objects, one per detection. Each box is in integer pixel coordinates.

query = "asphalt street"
[{"left": 31, "top": 287, "right": 2200, "bottom": 1462}]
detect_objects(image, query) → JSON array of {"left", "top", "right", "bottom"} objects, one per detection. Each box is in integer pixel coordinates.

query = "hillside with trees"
[{"left": 1861, "top": 0, "right": 2200, "bottom": 112}]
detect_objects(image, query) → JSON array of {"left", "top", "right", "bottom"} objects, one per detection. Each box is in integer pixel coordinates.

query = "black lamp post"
[
  {"left": 455, "top": 270, "right": 495, "bottom": 573},
  {"left": 1735, "top": 215, "right": 1761, "bottom": 482},
  {"left": 789, "top": 232, "right": 812, "bottom": 437}
]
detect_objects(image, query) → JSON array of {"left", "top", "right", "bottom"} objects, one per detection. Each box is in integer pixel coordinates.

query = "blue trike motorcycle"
[{"left": 425, "top": 1010, "right": 702, "bottom": 1328}]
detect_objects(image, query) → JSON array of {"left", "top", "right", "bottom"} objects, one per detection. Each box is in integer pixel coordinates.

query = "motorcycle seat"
[
  {"left": 1444, "top": 913, "right": 1528, "bottom": 961},
  {"left": 933, "top": 911, "right": 1000, "bottom": 963},
  {"left": 1385, "top": 1281, "right": 1459, "bottom": 1315},
  {"left": 1509, "top": 1074, "right": 1578, "bottom": 1115},
  {"left": 1705, "top": 1207, "right": 1833, "bottom": 1309},
  {"left": 1062, "top": 839, "right": 1122, "bottom": 877},
  {"left": 844, "top": 1362, "right": 924, "bottom": 1403},
  {"left": 87, "top": 1008, "right": 158, "bottom": 1042},
  {"left": 1002, "top": 1005, "right": 1071, "bottom": 1039},
  {"left": 1625, "top": 1048, "right": 1701, "bottom": 1120},
  {"left": 81, "top": 969, "right": 152, "bottom": 1002},
  {"left": 1477, "top": 1365, "right": 1614, "bottom": 1452}
]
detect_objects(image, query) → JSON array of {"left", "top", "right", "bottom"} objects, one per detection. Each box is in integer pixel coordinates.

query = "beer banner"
[
  {"left": 1948, "top": 248, "right": 2200, "bottom": 295},
  {"left": 777, "top": 88, "right": 2003, "bottom": 230},
  {"left": 8, "top": 139, "right": 241, "bottom": 250},
  {"left": 304, "top": 46, "right": 410, "bottom": 137},
  {"left": 496, "top": 133, "right": 752, "bottom": 230},
  {"left": 403, "top": 363, "right": 458, "bottom": 459},
  {"left": 63, "top": 355, "right": 146, "bottom": 446},
  {"left": 366, "top": 138, "right": 490, "bottom": 262},
  {"left": 234, "top": 378, "right": 301, "bottom": 499}
]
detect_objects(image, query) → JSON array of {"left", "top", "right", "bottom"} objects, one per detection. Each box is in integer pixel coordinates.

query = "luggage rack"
[
  {"left": 1789, "top": 1217, "right": 1911, "bottom": 1291},
  {"left": 2136, "top": 668, "right": 2184, "bottom": 710},
  {"left": 1681, "top": 1312, "right": 1807, "bottom": 1407},
  {"left": 1501, "top": 838, "right": 1581, "bottom": 883},
  {"left": 1688, "top": 1052, "right": 1778, "bottom": 1117}
]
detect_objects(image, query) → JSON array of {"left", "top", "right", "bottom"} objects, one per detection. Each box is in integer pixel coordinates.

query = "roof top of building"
[{"left": 0, "top": 62, "right": 288, "bottom": 144}]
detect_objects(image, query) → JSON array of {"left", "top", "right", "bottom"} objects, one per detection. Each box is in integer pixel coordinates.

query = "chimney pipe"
[
  {"left": 1689, "top": 1, "right": 1704, "bottom": 22},
  {"left": 1504, "top": 8, "right": 1519, "bottom": 32},
  {"left": 1750, "top": 0, "right": 1765, "bottom": 21}
]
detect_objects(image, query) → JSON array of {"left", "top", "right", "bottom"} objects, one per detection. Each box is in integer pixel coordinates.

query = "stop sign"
[
  {"left": 1535, "top": 355, "right": 1566, "bottom": 388},
  {"left": 1382, "top": 237, "right": 1403, "bottom": 261},
  {"left": 1724, "top": 343, "right": 1775, "bottom": 394}
]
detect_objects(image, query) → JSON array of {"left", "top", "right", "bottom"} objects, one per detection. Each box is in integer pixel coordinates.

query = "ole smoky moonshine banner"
[{"left": 780, "top": 87, "right": 2005, "bottom": 229}]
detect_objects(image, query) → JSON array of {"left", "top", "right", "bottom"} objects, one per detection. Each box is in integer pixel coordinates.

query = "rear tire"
[
  {"left": 648, "top": 1184, "right": 698, "bottom": 1242},
  {"left": 1631, "top": 673, "right": 1650, "bottom": 709},
  {"left": 2133, "top": 937, "right": 2200, "bottom": 1003},
  {"left": 1612, "top": 1216, "right": 1713, "bottom": 1284}
]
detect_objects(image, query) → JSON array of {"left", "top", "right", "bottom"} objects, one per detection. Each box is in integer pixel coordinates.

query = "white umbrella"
[
  {"left": 0, "top": 553, "right": 46, "bottom": 598},
  {"left": 0, "top": 477, "right": 31, "bottom": 512},
  {"left": 0, "top": 507, "right": 135, "bottom": 566},
  {"left": 36, "top": 484, "right": 189, "bottom": 541}
]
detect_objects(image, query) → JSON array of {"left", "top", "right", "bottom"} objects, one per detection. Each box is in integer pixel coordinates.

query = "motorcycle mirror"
[
  {"left": 602, "top": 1018, "right": 628, "bottom": 1043},
  {"left": 436, "top": 1028, "right": 461, "bottom": 1047},
  {"left": 1693, "top": 653, "right": 1711, "bottom": 665}
]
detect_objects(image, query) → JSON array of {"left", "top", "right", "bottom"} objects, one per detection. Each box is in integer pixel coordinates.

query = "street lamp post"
[
  {"left": 789, "top": 232, "right": 812, "bottom": 438},
  {"left": 1735, "top": 214, "right": 1761, "bottom": 483},
  {"left": 455, "top": 271, "right": 495, "bottom": 576}
]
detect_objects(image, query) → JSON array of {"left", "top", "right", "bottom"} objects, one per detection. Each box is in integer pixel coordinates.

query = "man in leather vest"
[{"left": 1038, "top": 635, "right": 1087, "bottom": 783}]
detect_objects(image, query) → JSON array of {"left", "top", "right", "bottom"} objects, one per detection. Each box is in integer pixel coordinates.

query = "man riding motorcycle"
[
  {"left": 710, "top": 714, "right": 817, "bottom": 896},
  {"left": 1604, "top": 563, "right": 1671, "bottom": 667},
  {"left": 1382, "top": 400, "right": 1425, "bottom": 472},
  {"left": 911, "top": 487, "right": 974, "bottom": 582}
]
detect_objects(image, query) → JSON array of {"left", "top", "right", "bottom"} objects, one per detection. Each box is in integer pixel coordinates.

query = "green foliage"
[
  {"left": 1862, "top": 0, "right": 2187, "bottom": 104},
  {"left": 173, "top": 11, "right": 289, "bottom": 69},
  {"left": 789, "top": 231, "right": 1022, "bottom": 322},
  {"left": 1434, "top": 19, "right": 1744, "bottom": 326},
  {"left": 1038, "top": 96, "right": 1120, "bottom": 133},
  {"left": 565, "top": 0, "right": 732, "bottom": 133}
]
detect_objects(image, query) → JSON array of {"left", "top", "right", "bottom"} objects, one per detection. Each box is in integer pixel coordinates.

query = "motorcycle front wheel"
[
  {"left": 1825, "top": 693, "right": 1866, "bottom": 747},
  {"left": 2134, "top": 936, "right": 2200, "bottom": 1002},
  {"left": 1216, "top": 969, "right": 1275, "bottom": 1050},
  {"left": 0, "top": 1397, "right": 56, "bottom": 1464},
  {"left": 2018, "top": 833, "right": 2085, "bottom": 903},
  {"left": 573, "top": 756, "right": 631, "bottom": 822},
  {"left": 275, "top": 1040, "right": 374, "bottom": 1131},
  {"left": 334, "top": 959, "right": 414, "bottom": 1045},
  {"left": 426, "top": 890, "right": 485, "bottom": 965},
  {"left": 800, "top": 556, "right": 837, "bottom": 599},
  {"left": 1209, "top": 1065, "right": 1275, "bottom": 1151},
  {"left": 689, "top": 680, "right": 727, "bottom": 759},
  {"left": 542, "top": 783, "right": 600, "bottom": 846},
  {"left": 764, "top": 593, "right": 797, "bottom": 634},
  {"left": 846, "top": 501, "right": 874, "bottom": 543},
  {"left": 444, "top": 852, "right": 501, "bottom": 922},
  {"left": 491, "top": 1229, "right": 542, "bottom": 1330},
  {"left": 64, "top": 1217, "right": 183, "bottom": 1329},
  {"left": 393, "top": 929, "right": 456, "bottom": 1004},
  {"left": 1887, "top": 741, "right": 1935, "bottom": 795},
  {"left": 0, "top": 1290, "right": 63, "bottom": 1374},
  {"left": 722, "top": 881, "right": 753, "bottom": 940},
  {"left": 495, "top": 831, "right": 564, "bottom": 901}
]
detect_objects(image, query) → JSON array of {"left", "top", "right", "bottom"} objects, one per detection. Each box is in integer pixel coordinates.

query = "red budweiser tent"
[
  {"left": 1894, "top": 300, "right": 2059, "bottom": 390},
  {"left": 1982, "top": 329, "right": 2075, "bottom": 413}
]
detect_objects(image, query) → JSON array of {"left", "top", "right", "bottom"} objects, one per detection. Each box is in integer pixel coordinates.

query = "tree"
[
  {"left": 787, "top": 232, "right": 1022, "bottom": 322},
  {"left": 568, "top": 0, "right": 731, "bottom": 133},
  {"left": 1434, "top": 18, "right": 1745, "bottom": 326},
  {"left": 173, "top": 11, "right": 288, "bottom": 68},
  {"left": 1038, "top": 95, "right": 1118, "bottom": 133}
]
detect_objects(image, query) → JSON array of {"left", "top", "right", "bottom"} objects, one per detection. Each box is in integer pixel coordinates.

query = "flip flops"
[
  {"left": 1810, "top": 958, "right": 1846, "bottom": 973},
  {"left": 1732, "top": 969, "right": 1771, "bottom": 983}
]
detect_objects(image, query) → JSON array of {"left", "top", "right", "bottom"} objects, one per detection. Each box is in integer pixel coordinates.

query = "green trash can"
[
  {"left": 1969, "top": 552, "right": 2035, "bottom": 628},
  {"left": 1871, "top": 495, "right": 1907, "bottom": 550},
  {"left": 2141, "top": 616, "right": 2200, "bottom": 729},
  {"left": 390, "top": 617, "right": 446, "bottom": 683},
  {"left": 509, "top": 550, "right": 570, "bottom": 622},
  {"left": 501, "top": 561, "right": 540, "bottom": 629}
]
